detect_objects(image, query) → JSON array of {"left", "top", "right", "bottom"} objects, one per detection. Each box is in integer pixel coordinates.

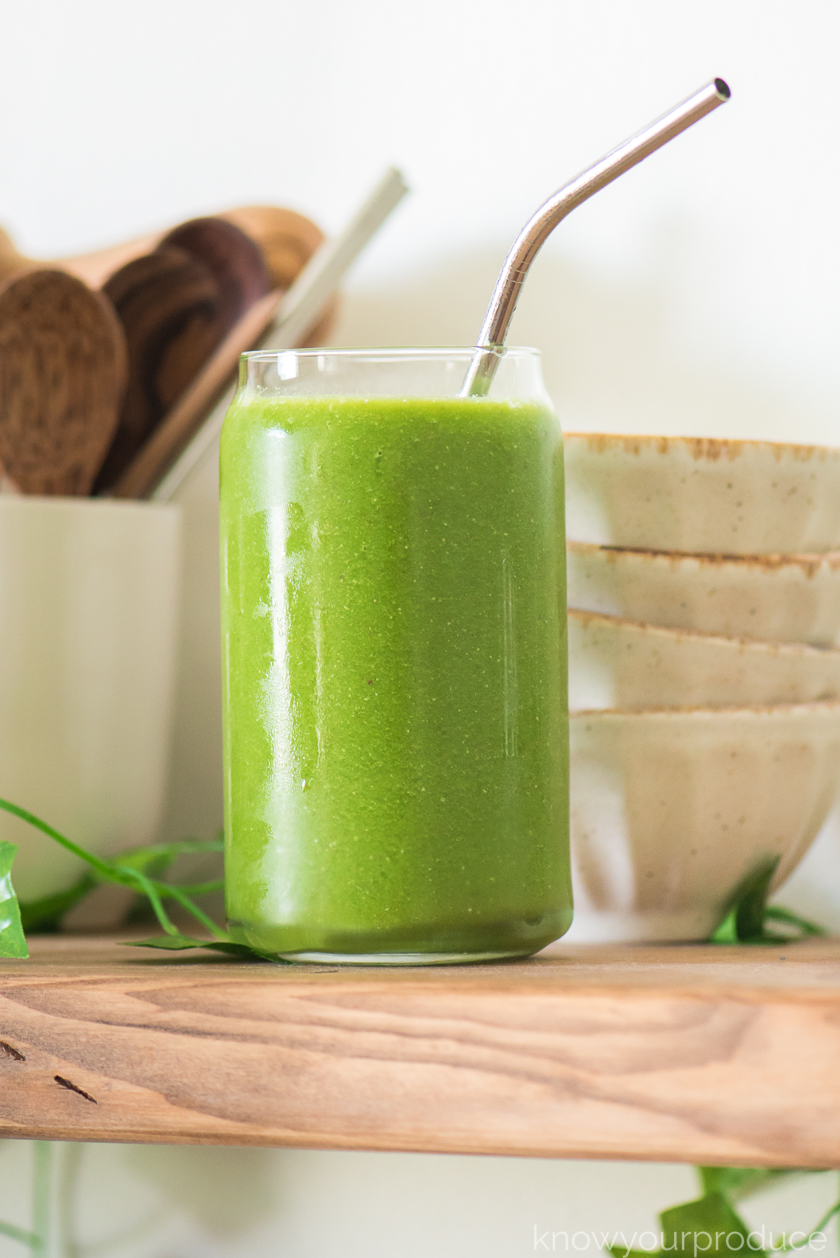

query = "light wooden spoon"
[
  {"left": 0, "top": 225, "right": 161, "bottom": 288},
  {"left": 0, "top": 206, "right": 325, "bottom": 290}
]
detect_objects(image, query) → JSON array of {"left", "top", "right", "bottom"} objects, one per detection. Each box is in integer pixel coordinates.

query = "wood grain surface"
[{"left": 0, "top": 935, "right": 838, "bottom": 1164}]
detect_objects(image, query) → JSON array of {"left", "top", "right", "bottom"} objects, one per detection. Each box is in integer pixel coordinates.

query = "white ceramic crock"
[
  {"left": 567, "top": 540, "right": 840, "bottom": 647},
  {"left": 564, "top": 432, "right": 840, "bottom": 555},
  {"left": 569, "top": 609, "right": 840, "bottom": 710},
  {"left": 0, "top": 496, "right": 181, "bottom": 900},
  {"left": 567, "top": 703, "right": 840, "bottom": 942}
]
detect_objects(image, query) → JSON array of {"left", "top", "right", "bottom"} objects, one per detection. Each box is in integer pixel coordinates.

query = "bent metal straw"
[{"left": 463, "top": 78, "right": 730, "bottom": 397}]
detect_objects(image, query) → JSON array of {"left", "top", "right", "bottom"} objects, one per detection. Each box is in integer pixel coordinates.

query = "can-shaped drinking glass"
[{"left": 220, "top": 347, "right": 571, "bottom": 962}]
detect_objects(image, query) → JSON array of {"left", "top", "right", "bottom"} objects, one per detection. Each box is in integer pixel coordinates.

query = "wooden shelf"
[{"left": 0, "top": 934, "right": 838, "bottom": 1166}]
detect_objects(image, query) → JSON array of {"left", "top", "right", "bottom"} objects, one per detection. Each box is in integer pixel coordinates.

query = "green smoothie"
[{"left": 220, "top": 387, "right": 571, "bottom": 961}]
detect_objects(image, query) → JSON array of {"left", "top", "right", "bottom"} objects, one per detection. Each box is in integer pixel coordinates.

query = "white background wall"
[{"left": 1, "top": 0, "right": 840, "bottom": 1253}]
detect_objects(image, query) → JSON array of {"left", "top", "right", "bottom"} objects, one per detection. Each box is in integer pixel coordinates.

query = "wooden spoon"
[
  {"left": 0, "top": 269, "right": 127, "bottom": 495},
  {"left": 93, "top": 246, "right": 223, "bottom": 492},
  {"left": 159, "top": 217, "right": 270, "bottom": 333},
  {"left": 218, "top": 206, "right": 325, "bottom": 288},
  {"left": 0, "top": 227, "right": 24, "bottom": 283}
]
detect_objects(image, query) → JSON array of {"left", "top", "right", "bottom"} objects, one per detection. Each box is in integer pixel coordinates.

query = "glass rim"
[{"left": 241, "top": 345, "right": 541, "bottom": 362}]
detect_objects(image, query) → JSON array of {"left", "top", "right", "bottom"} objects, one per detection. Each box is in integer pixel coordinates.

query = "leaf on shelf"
[
  {"left": 0, "top": 841, "right": 28, "bottom": 959},
  {"left": 709, "top": 858, "right": 827, "bottom": 945},
  {"left": 126, "top": 933, "right": 276, "bottom": 960}
]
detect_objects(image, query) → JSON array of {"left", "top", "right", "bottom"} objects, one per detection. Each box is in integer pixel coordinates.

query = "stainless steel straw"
[{"left": 462, "top": 78, "right": 730, "bottom": 396}]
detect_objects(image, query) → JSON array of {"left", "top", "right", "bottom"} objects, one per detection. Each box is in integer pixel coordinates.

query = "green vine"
[
  {"left": 0, "top": 798, "right": 275, "bottom": 962},
  {"left": 0, "top": 1142, "right": 52, "bottom": 1252}
]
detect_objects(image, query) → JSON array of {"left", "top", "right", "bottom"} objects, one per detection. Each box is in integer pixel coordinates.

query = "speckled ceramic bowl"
[
  {"left": 568, "top": 609, "right": 840, "bottom": 710},
  {"left": 566, "top": 702, "right": 840, "bottom": 942},
  {"left": 564, "top": 432, "right": 840, "bottom": 555},
  {"left": 567, "top": 541, "right": 840, "bottom": 647}
]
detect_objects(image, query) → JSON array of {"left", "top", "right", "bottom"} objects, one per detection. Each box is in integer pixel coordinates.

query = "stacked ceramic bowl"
[{"left": 564, "top": 433, "right": 840, "bottom": 942}]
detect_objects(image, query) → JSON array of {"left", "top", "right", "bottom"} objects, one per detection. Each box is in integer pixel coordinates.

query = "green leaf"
[
  {"left": 125, "top": 933, "right": 276, "bottom": 961},
  {"left": 709, "top": 907, "right": 740, "bottom": 944},
  {"left": 711, "top": 859, "right": 779, "bottom": 943},
  {"left": 710, "top": 854, "right": 829, "bottom": 945},
  {"left": 0, "top": 841, "right": 27, "bottom": 959},
  {"left": 660, "top": 1192, "right": 760, "bottom": 1256}
]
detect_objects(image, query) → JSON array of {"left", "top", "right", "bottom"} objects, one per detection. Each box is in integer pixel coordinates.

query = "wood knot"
[{"left": 54, "top": 1075, "right": 97, "bottom": 1104}]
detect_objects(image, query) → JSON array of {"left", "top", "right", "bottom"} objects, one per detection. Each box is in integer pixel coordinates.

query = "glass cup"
[{"left": 220, "top": 347, "right": 571, "bottom": 963}]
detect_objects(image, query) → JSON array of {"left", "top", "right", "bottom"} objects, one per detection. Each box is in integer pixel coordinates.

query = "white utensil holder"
[{"left": 0, "top": 496, "right": 181, "bottom": 901}]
